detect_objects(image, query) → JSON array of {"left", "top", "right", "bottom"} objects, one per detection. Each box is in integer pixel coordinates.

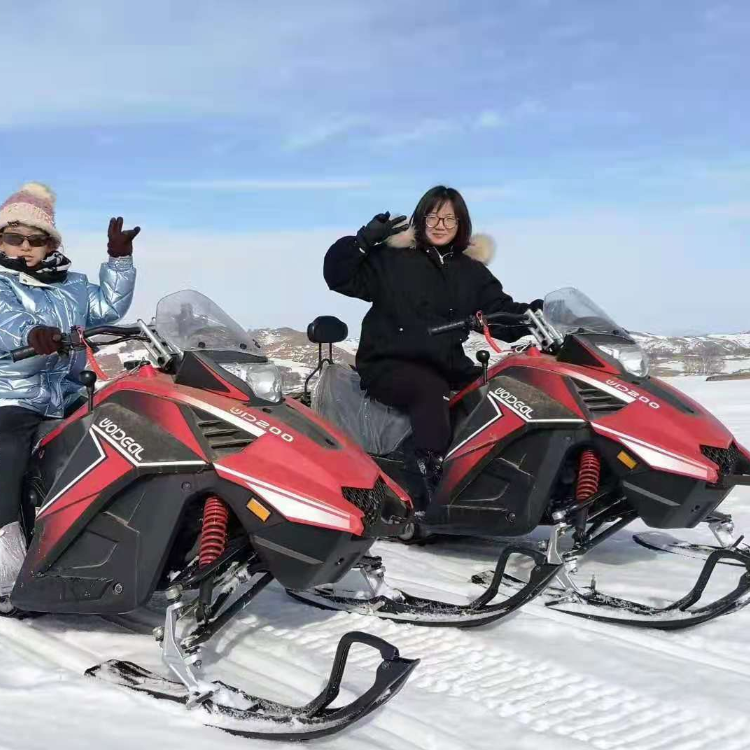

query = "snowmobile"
[
  {"left": 1, "top": 290, "right": 423, "bottom": 741},
  {"left": 292, "top": 287, "right": 750, "bottom": 630}
]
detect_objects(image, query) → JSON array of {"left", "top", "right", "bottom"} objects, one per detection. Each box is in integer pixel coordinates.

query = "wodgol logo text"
[
  {"left": 493, "top": 387, "right": 534, "bottom": 418},
  {"left": 98, "top": 417, "right": 145, "bottom": 460}
]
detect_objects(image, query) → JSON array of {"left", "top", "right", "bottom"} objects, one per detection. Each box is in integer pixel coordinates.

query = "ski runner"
[
  {"left": 324, "top": 185, "right": 542, "bottom": 511},
  {"left": 0, "top": 182, "right": 139, "bottom": 609}
]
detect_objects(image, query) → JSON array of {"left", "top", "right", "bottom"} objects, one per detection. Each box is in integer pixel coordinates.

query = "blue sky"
[{"left": 1, "top": 0, "right": 748, "bottom": 334}]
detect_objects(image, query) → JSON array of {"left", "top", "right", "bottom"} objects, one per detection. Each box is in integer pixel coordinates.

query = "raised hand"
[
  {"left": 107, "top": 217, "right": 141, "bottom": 258},
  {"left": 356, "top": 212, "right": 409, "bottom": 252}
]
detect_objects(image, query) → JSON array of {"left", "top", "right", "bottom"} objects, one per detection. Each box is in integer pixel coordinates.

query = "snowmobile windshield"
[
  {"left": 155, "top": 291, "right": 283, "bottom": 403},
  {"left": 155, "top": 290, "right": 265, "bottom": 356},
  {"left": 543, "top": 288, "right": 626, "bottom": 337}
]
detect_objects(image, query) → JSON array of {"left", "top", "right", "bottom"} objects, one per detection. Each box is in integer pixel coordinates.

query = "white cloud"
[
  {"left": 513, "top": 99, "right": 547, "bottom": 118},
  {"left": 376, "top": 119, "right": 458, "bottom": 147},
  {"left": 284, "top": 117, "right": 367, "bottom": 151},
  {"left": 695, "top": 202, "right": 750, "bottom": 219},
  {"left": 149, "top": 179, "right": 371, "bottom": 191},
  {"left": 65, "top": 226, "right": 361, "bottom": 330},
  {"left": 476, "top": 111, "right": 508, "bottom": 129},
  {"left": 482, "top": 212, "right": 748, "bottom": 335},
  {"left": 462, "top": 186, "right": 514, "bottom": 202},
  {"left": 0, "top": 1, "right": 383, "bottom": 127},
  {"left": 62, "top": 203, "right": 748, "bottom": 342}
]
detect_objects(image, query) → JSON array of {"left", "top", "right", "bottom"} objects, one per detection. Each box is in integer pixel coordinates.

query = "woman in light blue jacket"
[{"left": 0, "top": 182, "right": 139, "bottom": 606}]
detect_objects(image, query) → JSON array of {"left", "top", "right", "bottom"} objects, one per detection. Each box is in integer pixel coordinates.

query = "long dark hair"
[{"left": 412, "top": 185, "right": 472, "bottom": 252}]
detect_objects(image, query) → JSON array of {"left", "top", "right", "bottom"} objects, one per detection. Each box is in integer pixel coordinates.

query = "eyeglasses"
[
  {"left": 0, "top": 232, "right": 52, "bottom": 248},
  {"left": 425, "top": 214, "right": 458, "bottom": 230}
]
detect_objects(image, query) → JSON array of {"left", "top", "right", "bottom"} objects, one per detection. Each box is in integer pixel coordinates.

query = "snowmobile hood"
[
  {"left": 81, "top": 367, "right": 411, "bottom": 536},
  {"left": 485, "top": 354, "right": 737, "bottom": 483}
]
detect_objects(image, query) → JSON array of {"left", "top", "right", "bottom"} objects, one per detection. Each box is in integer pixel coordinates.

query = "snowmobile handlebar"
[
  {"left": 8, "top": 325, "right": 144, "bottom": 362},
  {"left": 428, "top": 311, "right": 528, "bottom": 336}
]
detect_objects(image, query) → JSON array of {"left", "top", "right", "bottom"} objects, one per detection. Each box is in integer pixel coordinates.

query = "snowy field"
[{"left": 1, "top": 376, "right": 749, "bottom": 750}]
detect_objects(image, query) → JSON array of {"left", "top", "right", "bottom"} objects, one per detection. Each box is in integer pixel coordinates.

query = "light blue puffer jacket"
[{"left": 0, "top": 257, "right": 136, "bottom": 417}]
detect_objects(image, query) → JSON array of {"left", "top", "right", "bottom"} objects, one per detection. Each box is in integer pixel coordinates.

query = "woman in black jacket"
[{"left": 324, "top": 185, "right": 541, "bottom": 508}]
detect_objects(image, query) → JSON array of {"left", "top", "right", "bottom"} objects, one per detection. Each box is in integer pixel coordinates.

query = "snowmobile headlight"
[
  {"left": 222, "top": 362, "right": 283, "bottom": 403},
  {"left": 597, "top": 344, "right": 650, "bottom": 378}
]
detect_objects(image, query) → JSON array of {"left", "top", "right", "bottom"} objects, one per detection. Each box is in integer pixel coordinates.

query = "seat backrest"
[{"left": 307, "top": 316, "right": 348, "bottom": 344}]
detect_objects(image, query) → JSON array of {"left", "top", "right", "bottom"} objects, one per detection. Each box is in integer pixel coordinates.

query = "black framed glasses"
[
  {"left": 425, "top": 214, "right": 458, "bottom": 229},
  {"left": 0, "top": 232, "right": 53, "bottom": 248}
]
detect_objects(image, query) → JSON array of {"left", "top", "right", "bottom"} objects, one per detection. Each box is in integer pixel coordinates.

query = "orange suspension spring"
[
  {"left": 199, "top": 496, "right": 229, "bottom": 568},
  {"left": 576, "top": 449, "right": 601, "bottom": 502}
]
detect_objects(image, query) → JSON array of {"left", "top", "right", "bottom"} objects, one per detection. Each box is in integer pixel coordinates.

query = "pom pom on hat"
[{"left": 17, "top": 182, "right": 57, "bottom": 206}]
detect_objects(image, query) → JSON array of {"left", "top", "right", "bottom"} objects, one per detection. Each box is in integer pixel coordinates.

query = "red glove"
[
  {"left": 28, "top": 326, "right": 63, "bottom": 355},
  {"left": 107, "top": 217, "right": 141, "bottom": 258}
]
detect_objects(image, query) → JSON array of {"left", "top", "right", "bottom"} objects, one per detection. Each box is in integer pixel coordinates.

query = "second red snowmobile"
[{"left": 293, "top": 288, "right": 750, "bottom": 630}]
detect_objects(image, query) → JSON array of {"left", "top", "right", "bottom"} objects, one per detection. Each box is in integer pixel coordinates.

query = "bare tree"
[
  {"left": 682, "top": 349, "right": 725, "bottom": 376},
  {"left": 702, "top": 351, "right": 725, "bottom": 376}
]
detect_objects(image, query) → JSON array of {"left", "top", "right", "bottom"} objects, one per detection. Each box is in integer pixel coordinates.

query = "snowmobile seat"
[
  {"left": 307, "top": 316, "right": 348, "bottom": 345},
  {"left": 312, "top": 363, "right": 412, "bottom": 456}
]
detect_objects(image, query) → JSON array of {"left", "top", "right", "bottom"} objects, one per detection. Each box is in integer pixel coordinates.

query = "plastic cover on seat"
[{"left": 312, "top": 363, "right": 411, "bottom": 455}]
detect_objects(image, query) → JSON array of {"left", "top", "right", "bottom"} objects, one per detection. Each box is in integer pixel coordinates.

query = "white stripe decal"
[
  {"left": 593, "top": 423, "right": 713, "bottom": 481},
  {"left": 446, "top": 394, "right": 503, "bottom": 459},
  {"left": 38, "top": 431, "right": 107, "bottom": 515},
  {"left": 215, "top": 463, "right": 354, "bottom": 531}
]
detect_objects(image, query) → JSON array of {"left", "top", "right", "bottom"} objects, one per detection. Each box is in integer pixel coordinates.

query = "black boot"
[{"left": 413, "top": 449, "right": 444, "bottom": 514}]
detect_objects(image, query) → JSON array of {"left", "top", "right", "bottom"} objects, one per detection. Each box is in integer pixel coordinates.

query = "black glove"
[
  {"left": 107, "top": 217, "right": 141, "bottom": 258},
  {"left": 28, "top": 326, "right": 63, "bottom": 355},
  {"left": 529, "top": 299, "right": 544, "bottom": 312},
  {"left": 356, "top": 212, "right": 408, "bottom": 252}
]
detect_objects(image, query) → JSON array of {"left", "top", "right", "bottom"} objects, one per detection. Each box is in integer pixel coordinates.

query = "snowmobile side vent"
[
  {"left": 571, "top": 379, "right": 627, "bottom": 417},
  {"left": 196, "top": 416, "right": 257, "bottom": 457},
  {"left": 701, "top": 443, "right": 744, "bottom": 478},
  {"left": 342, "top": 478, "right": 397, "bottom": 530}
]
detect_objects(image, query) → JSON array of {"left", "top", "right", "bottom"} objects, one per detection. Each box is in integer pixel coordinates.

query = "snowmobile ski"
[
  {"left": 633, "top": 531, "right": 748, "bottom": 567},
  {"left": 86, "top": 631, "right": 418, "bottom": 742},
  {"left": 473, "top": 545, "right": 750, "bottom": 630},
  {"left": 288, "top": 547, "right": 562, "bottom": 628}
]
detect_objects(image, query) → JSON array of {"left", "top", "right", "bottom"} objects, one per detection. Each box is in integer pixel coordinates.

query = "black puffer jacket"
[{"left": 324, "top": 226, "right": 534, "bottom": 390}]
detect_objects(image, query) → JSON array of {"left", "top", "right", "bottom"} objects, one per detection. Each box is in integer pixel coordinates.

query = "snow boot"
[
  {"left": 0, "top": 521, "right": 26, "bottom": 614},
  {"left": 413, "top": 449, "right": 444, "bottom": 514}
]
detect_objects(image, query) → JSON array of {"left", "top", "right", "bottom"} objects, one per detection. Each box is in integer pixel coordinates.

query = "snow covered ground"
[{"left": 2, "top": 377, "right": 749, "bottom": 750}]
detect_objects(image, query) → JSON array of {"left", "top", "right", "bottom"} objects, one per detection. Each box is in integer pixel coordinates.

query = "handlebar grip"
[
  {"left": 483, "top": 312, "right": 528, "bottom": 324},
  {"left": 428, "top": 320, "right": 468, "bottom": 336},
  {"left": 10, "top": 346, "right": 38, "bottom": 362}
]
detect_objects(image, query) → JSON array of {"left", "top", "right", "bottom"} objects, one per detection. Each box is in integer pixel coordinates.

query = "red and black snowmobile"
[
  {"left": 2, "top": 290, "right": 424, "bottom": 741},
  {"left": 293, "top": 288, "right": 750, "bottom": 630}
]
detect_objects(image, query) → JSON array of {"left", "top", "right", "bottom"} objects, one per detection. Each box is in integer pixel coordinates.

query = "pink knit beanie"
[{"left": 0, "top": 183, "right": 62, "bottom": 246}]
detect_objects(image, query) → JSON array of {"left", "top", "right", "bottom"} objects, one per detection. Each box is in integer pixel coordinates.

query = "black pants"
[
  {"left": 0, "top": 407, "right": 43, "bottom": 527},
  {"left": 367, "top": 363, "right": 455, "bottom": 454}
]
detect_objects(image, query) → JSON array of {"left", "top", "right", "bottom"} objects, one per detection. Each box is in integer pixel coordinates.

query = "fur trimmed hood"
[{"left": 385, "top": 223, "right": 496, "bottom": 265}]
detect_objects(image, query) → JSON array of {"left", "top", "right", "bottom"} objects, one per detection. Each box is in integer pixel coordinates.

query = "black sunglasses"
[{"left": 0, "top": 232, "right": 53, "bottom": 248}]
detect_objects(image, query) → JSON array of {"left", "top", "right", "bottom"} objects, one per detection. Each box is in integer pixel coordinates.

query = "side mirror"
[{"left": 79, "top": 369, "right": 97, "bottom": 413}]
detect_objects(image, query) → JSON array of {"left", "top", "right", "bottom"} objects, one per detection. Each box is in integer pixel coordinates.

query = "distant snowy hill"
[
  {"left": 90, "top": 326, "right": 750, "bottom": 389},
  {"left": 630, "top": 331, "right": 750, "bottom": 375}
]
